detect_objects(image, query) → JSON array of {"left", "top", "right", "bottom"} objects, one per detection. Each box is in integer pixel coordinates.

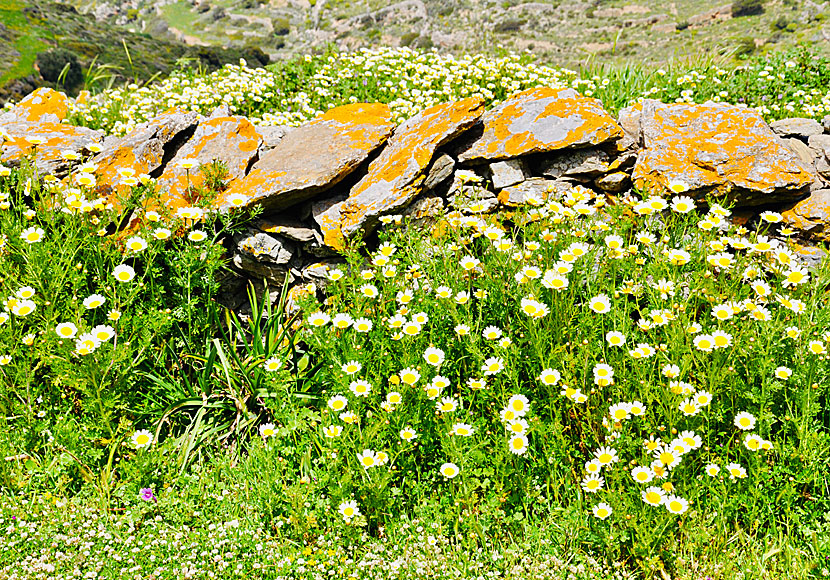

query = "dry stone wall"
[{"left": 3, "top": 87, "right": 830, "bottom": 308}]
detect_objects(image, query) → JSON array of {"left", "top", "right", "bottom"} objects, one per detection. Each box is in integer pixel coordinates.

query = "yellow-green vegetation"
[{"left": 0, "top": 0, "right": 49, "bottom": 85}]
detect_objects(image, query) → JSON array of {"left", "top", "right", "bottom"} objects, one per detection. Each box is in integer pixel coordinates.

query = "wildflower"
[
  {"left": 125, "top": 236, "right": 148, "bottom": 252},
  {"left": 588, "top": 294, "right": 611, "bottom": 314},
  {"left": 83, "top": 294, "right": 106, "bottom": 309},
  {"left": 593, "top": 363, "right": 614, "bottom": 387},
  {"left": 744, "top": 433, "right": 764, "bottom": 451},
  {"left": 734, "top": 412, "right": 756, "bottom": 431},
  {"left": 323, "top": 424, "right": 343, "bottom": 438},
  {"left": 263, "top": 357, "right": 282, "bottom": 372},
  {"left": 760, "top": 211, "right": 782, "bottom": 223},
  {"left": 482, "top": 356, "right": 504, "bottom": 375},
  {"left": 342, "top": 360, "right": 362, "bottom": 375},
  {"left": 55, "top": 322, "right": 78, "bottom": 339},
  {"left": 331, "top": 313, "right": 353, "bottom": 329},
  {"left": 642, "top": 487, "right": 665, "bottom": 506},
  {"left": 226, "top": 193, "right": 249, "bottom": 207},
  {"left": 507, "top": 394, "right": 529, "bottom": 416},
  {"left": 437, "top": 396, "right": 459, "bottom": 413},
  {"left": 386, "top": 392, "right": 402, "bottom": 405},
  {"left": 20, "top": 227, "right": 44, "bottom": 244},
  {"left": 592, "top": 503, "right": 613, "bottom": 520},
  {"left": 74, "top": 334, "right": 100, "bottom": 355},
  {"left": 307, "top": 312, "right": 331, "bottom": 327},
  {"left": 112, "top": 264, "right": 136, "bottom": 282},
  {"left": 693, "top": 334, "right": 715, "bottom": 352},
  {"left": 339, "top": 411, "right": 359, "bottom": 424},
  {"left": 609, "top": 403, "right": 630, "bottom": 422},
  {"left": 605, "top": 331, "right": 626, "bottom": 347},
  {"left": 482, "top": 325, "right": 502, "bottom": 340},
  {"left": 541, "top": 271, "right": 569, "bottom": 290},
  {"left": 664, "top": 495, "right": 689, "bottom": 515},
  {"left": 725, "top": 462, "right": 747, "bottom": 479},
  {"left": 711, "top": 304, "right": 733, "bottom": 321},
  {"left": 188, "top": 229, "right": 207, "bottom": 242},
  {"left": 520, "top": 297, "right": 549, "bottom": 318},
  {"left": 177, "top": 158, "right": 199, "bottom": 170},
  {"left": 400, "top": 427, "right": 418, "bottom": 441},
  {"left": 679, "top": 430, "right": 702, "bottom": 450},
  {"left": 508, "top": 434, "right": 529, "bottom": 455},
  {"left": 774, "top": 366, "right": 792, "bottom": 380},
  {"left": 671, "top": 195, "right": 695, "bottom": 212},
  {"left": 400, "top": 368, "right": 420, "bottom": 386},
  {"left": 785, "top": 326, "right": 801, "bottom": 339},
  {"left": 16, "top": 286, "right": 35, "bottom": 299},
  {"left": 459, "top": 255, "right": 480, "bottom": 271},
  {"left": 654, "top": 447, "right": 681, "bottom": 469},
  {"left": 678, "top": 398, "right": 700, "bottom": 417},
  {"left": 538, "top": 368, "right": 561, "bottom": 386},
  {"left": 666, "top": 248, "right": 691, "bottom": 266},
  {"left": 712, "top": 330, "right": 733, "bottom": 348},
  {"left": 440, "top": 462, "right": 460, "bottom": 478},
  {"left": 705, "top": 464, "right": 720, "bottom": 477},
  {"left": 327, "top": 395, "right": 348, "bottom": 412},
  {"left": 582, "top": 474, "right": 604, "bottom": 493},
  {"left": 357, "top": 450, "right": 378, "bottom": 469},
  {"left": 153, "top": 228, "right": 171, "bottom": 240},
  {"left": 631, "top": 466, "right": 654, "bottom": 484},
  {"left": 451, "top": 423, "right": 475, "bottom": 437},
  {"left": 783, "top": 267, "right": 809, "bottom": 287},
  {"left": 349, "top": 380, "right": 372, "bottom": 397},
  {"left": 139, "top": 488, "right": 157, "bottom": 503},
  {"left": 455, "top": 291, "right": 470, "bottom": 305},
  {"left": 808, "top": 341, "right": 826, "bottom": 355},
  {"left": 259, "top": 423, "right": 277, "bottom": 438},
  {"left": 423, "top": 347, "right": 445, "bottom": 366},
  {"left": 594, "top": 446, "right": 618, "bottom": 466},
  {"left": 92, "top": 325, "right": 115, "bottom": 342},
  {"left": 467, "top": 377, "right": 487, "bottom": 390},
  {"left": 132, "top": 430, "right": 154, "bottom": 449},
  {"left": 694, "top": 391, "right": 713, "bottom": 407},
  {"left": 338, "top": 500, "right": 360, "bottom": 522}
]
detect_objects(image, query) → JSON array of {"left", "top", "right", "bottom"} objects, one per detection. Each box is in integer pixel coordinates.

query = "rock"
[
  {"left": 816, "top": 156, "right": 830, "bottom": 180},
  {"left": 489, "top": 158, "right": 528, "bottom": 189},
  {"left": 252, "top": 217, "right": 316, "bottom": 243},
  {"left": 402, "top": 196, "right": 445, "bottom": 220},
  {"left": 497, "top": 177, "right": 574, "bottom": 206},
  {"left": 0, "top": 122, "right": 103, "bottom": 175},
  {"left": 455, "top": 87, "right": 623, "bottom": 163},
  {"left": 232, "top": 253, "right": 293, "bottom": 285},
  {"left": 224, "top": 103, "right": 395, "bottom": 213},
  {"left": 236, "top": 230, "right": 295, "bottom": 265},
  {"left": 450, "top": 186, "right": 498, "bottom": 213},
  {"left": 208, "top": 105, "right": 233, "bottom": 119},
  {"left": 595, "top": 171, "right": 630, "bottom": 193},
  {"left": 782, "top": 189, "right": 830, "bottom": 241},
  {"left": 255, "top": 124, "right": 293, "bottom": 150},
  {"left": 823, "top": 114, "right": 830, "bottom": 134},
  {"left": 316, "top": 98, "right": 484, "bottom": 250},
  {"left": 769, "top": 117, "right": 823, "bottom": 139},
  {"left": 423, "top": 153, "right": 455, "bottom": 191},
  {"left": 632, "top": 99, "right": 814, "bottom": 205},
  {"left": 0, "top": 88, "right": 70, "bottom": 124},
  {"left": 155, "top": 115, "right": 261, "bottom": 211},
  {"left": 617, "top": 104, "right": 642, "bottom": 144},
  {"left": 808, "top": 134, "right": 830, "bottom": 157},
  {"left": 93, "top": 109, "right": 199, "bottom": 200},
  {"left": 534, "top": 148, "right": 610, "bottom": 179},
  {"left": 301, "top": 260, "right": 344, "bottom": 289},
  {"left": 792, "top": 243, "right": 826, "bottom": 270},
  {"left": 782, "top": 138, "right": 817, "bottom": 165}
]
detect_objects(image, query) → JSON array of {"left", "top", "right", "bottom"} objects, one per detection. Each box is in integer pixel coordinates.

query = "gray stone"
[
  {"left": 770, "top": 117, "right": 824, "bottom": 139},
  {"left": 252, "top": 218, "right": 316, "bottom": 243},
  {"left": 823, "top": 114, "right": 830, "bottom": 133},
  {"left": 255, "top": 124, "right": 293, "bottom": 150},
  {"left": 535, "top": 148, "right": 610, "bottom": 179},
  {"left": 449, "top": 186, "right": 498, "bottom": 213},
  {"left": 235, "top": 231, "right": 295, "bottom": 265},
  {"left": 402, "top": 196, "right": 445, "bottom": 220},
  {"left": 489, "top": 158, "right": 528, "bottom": 189},
  {"left": 231, "top": 254, "right": 293, "bottom": 285},
  {"left": 808, "top": 134, "right": 830, "bottom": 157},
  {"left": 595, "top": 171, "right": 630, "bottom": 193},
  {"left": 617, "top": 105, "right": 641, "bottom": 144},
  {"left": 782, "top": 138, "right": 817, "bottom": 165},
  {"left": 423, "top": 153, "right": 455, "bottom": 190},
  {"left": 497, "top": 178, "right": 574, "bottom": 206},
  {"left": 0, "top": 122, "right": 103, "bottom": 176}
]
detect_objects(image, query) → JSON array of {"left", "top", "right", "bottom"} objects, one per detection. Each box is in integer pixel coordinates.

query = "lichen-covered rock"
[
  {"left": 231, "top": 229, "right": 297, "bottom": 284},
  {"left": 156, "top": 116, "right": 261, "bottom": 211},
  {"left": 0, "top": 88, "right": 70, "bottom": 124},
  {"left": 403, "top": 196, "right": 445, "bottom": 220},
  {"left": 252, "top": 218, "right": 316, "bottom": 243},
  {"left": 489, "top": 159, "right": 528, "bottom": 189},
  {"left": 632, "top": 100, "right": 814, "bottom": 205},
  {"left": 93, "top": 110, "right": 199, "bottom": 199},
  {"left": 497, "top": 178, "right": 574, "bottom": 206},
  {"left": 782, "top": 189, "right": 830, "bottom": 241},
  {"left": 316, "top": 98, "right": 484, "bottom": 250},
  {"left": 423, "top": 153, "right": 455, "bottom": 191},
  {"left": 595, "top": 171, "right": 630, "bottom": 193},
  {"left": 769, "top": 117, "right": 823, "bottom": 139},
  {"left": 617, "top": 103, "right": 643, "bottom": 144},
  {"left": 455, "top": 87, "right": 623, "bottom": 163},
  {"left": 0, "top": 122, "right": 103, "bottom": 175},
  {"left": 224, "top": 103, "right": 395, "bottom": 213}
]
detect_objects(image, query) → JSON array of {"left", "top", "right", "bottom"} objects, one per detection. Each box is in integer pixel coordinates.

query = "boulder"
[
  {"left": 823, "top": 114, "right": 830, "bottom": 134},
  {"left": 617, "top": 104, "right": 642, "bottom": 144},
  {"left": 782, "top": 189, "right": 830, "bottom": 241},
  {"left": 252, "top": 217, "right": 316, "bottom": 243},
  {"left": 0, "top": 122, "right": 103, "bottom": 175},
  {"left": 595, "top": 171, "right": 630, "bottom": 193},
  {"left": 497, "top": 177, "right": 574, "bottom": 207},
  {"left": 489, "top": 158, "right": 528, "bottom": 189},
  {"left": 0, "top": 88, "right": 70, "bottom": 124},
  {"left": 93, "top": 109, "right": 199, "bottom": 200},
  {"left": 156, "top": 115, "right": 261, "bottom": 211},
  {"left": 231, "top": 229, "right": 297, "bottom": 284},
  {"left": 402, "top": 196, "right": 445, "bottom": 220},
  {"left": 255, "top": 124, "right": 293, "bottom": 150},
  {"left": 455, "top": 87, "right": 623, "bottom": 163},
  {"left": 808, "top": 134, "right": 830, "bottom": 157},
  {"left": 632, "top": 100, "right": 814, "bottom": 205},
  {"left": 223, "top": 103, "right": 395, "bottom": 213},
  {"left": 315, "top": 97, "right": 485, "bottom": 250},
  {"left": 769, "top": 117, "right": 823, "bottom": 139},
  {"left": 781, "top": 138, "right": 817, "bottom": 166}
]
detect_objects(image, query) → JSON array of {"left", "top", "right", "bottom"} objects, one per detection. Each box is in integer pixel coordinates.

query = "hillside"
[{"left": 56, "top": 0, "right": 830, "bottom": 68}]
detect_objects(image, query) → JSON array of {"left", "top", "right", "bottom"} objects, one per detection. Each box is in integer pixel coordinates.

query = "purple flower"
[{"left": 139, "top": 488, "right": 157, "bottom": 503}]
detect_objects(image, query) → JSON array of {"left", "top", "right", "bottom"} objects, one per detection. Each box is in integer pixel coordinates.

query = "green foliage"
[
  {"left": 35, "top": 47, "right": 83, "bottom": 88},
  {"left": 732, "top": 0, "right": 765, "bottom": 18}
]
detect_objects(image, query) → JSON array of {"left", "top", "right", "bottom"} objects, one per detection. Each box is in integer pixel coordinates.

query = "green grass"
[{"left": 0, "top": 0, "right": 49, "bottom": 85}]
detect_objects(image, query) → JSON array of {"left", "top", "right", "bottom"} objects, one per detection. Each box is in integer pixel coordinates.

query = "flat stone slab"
[
  {"left": 0, "top": 122, "right": 103, "bottom": 175},
  {"left": 0, "top": 88, "right": 70, "bottom": 124},
  {"left": 455, "top": 87, "right": 623, "bottom": 163},
  {"left": 223, "top": 103, "right": 395, "bottom": 212},
  {"left": 782, "top": 189, "right": 830, "bottom": 241},
  {"left": 632, "top": 100, "right": 814, "bottom": 205},
  {"left": 92, "top": 109, "right": 199, "bottom": 200},
  {"left": 770, "top": 117, "right": 823, "bottom": 139},
  {"left": 315, "top": 97, "right": 485, "bottom": 250},
  {"left": 497, "top": 178, "right": 575, "bottom": 206},
  {"left": 156, "top": 116, "right": 261, "bottom": 211}
]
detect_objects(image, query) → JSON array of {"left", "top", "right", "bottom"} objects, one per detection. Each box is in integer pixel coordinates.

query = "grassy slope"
[{"left": 0, "top": 0, "right": 48, "bottom": 85}]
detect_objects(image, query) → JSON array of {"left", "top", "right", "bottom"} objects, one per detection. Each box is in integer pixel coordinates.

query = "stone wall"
[{"left": 3, "top": 87, "right": 830, "bottom": 309}]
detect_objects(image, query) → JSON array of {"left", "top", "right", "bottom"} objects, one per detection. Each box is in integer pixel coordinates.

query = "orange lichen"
[{"left": 11, "top": 88, "right": 70, "bottom": 123}]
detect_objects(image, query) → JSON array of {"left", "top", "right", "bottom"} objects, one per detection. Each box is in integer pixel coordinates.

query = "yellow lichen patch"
[
  {"left": 632, "top": 101, "right": 814, "bottom": 201},
  {"left": 458, "top": 87, "right": 623, "bottom": 162},
  {"left": 8, "top": 88, "right": 70, "bottom": 123},
  {"left": 781, "top": 190, "right": 830, "bottom": 241},
  {"left": 1, "top": 123, "right": 99, "bottom": 164}
]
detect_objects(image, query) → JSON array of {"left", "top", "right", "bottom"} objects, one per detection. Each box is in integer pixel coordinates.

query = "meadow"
[{"left": 1, "top": 46, "right": 830, "bottom": 579}]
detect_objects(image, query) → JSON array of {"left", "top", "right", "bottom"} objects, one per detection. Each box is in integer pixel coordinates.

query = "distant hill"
[{"left": 0, "top": 0, "right": 270, "bottom": 104}]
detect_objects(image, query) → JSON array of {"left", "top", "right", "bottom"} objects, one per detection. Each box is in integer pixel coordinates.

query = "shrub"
[
  {"left": 272, "top": 16, "right": 290, "bottom": 36},
  {"left": 732, "top": 0, "right": 764, "bottom": 17},
  {"left": 734, "top": 36, "right": 757, "bottom": 58},
  {"left": 494, "top": 18, "right": 525, "bottom": 33},
  {"left": 35, "top": 48, "right": 83, "bottom": 88}
]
